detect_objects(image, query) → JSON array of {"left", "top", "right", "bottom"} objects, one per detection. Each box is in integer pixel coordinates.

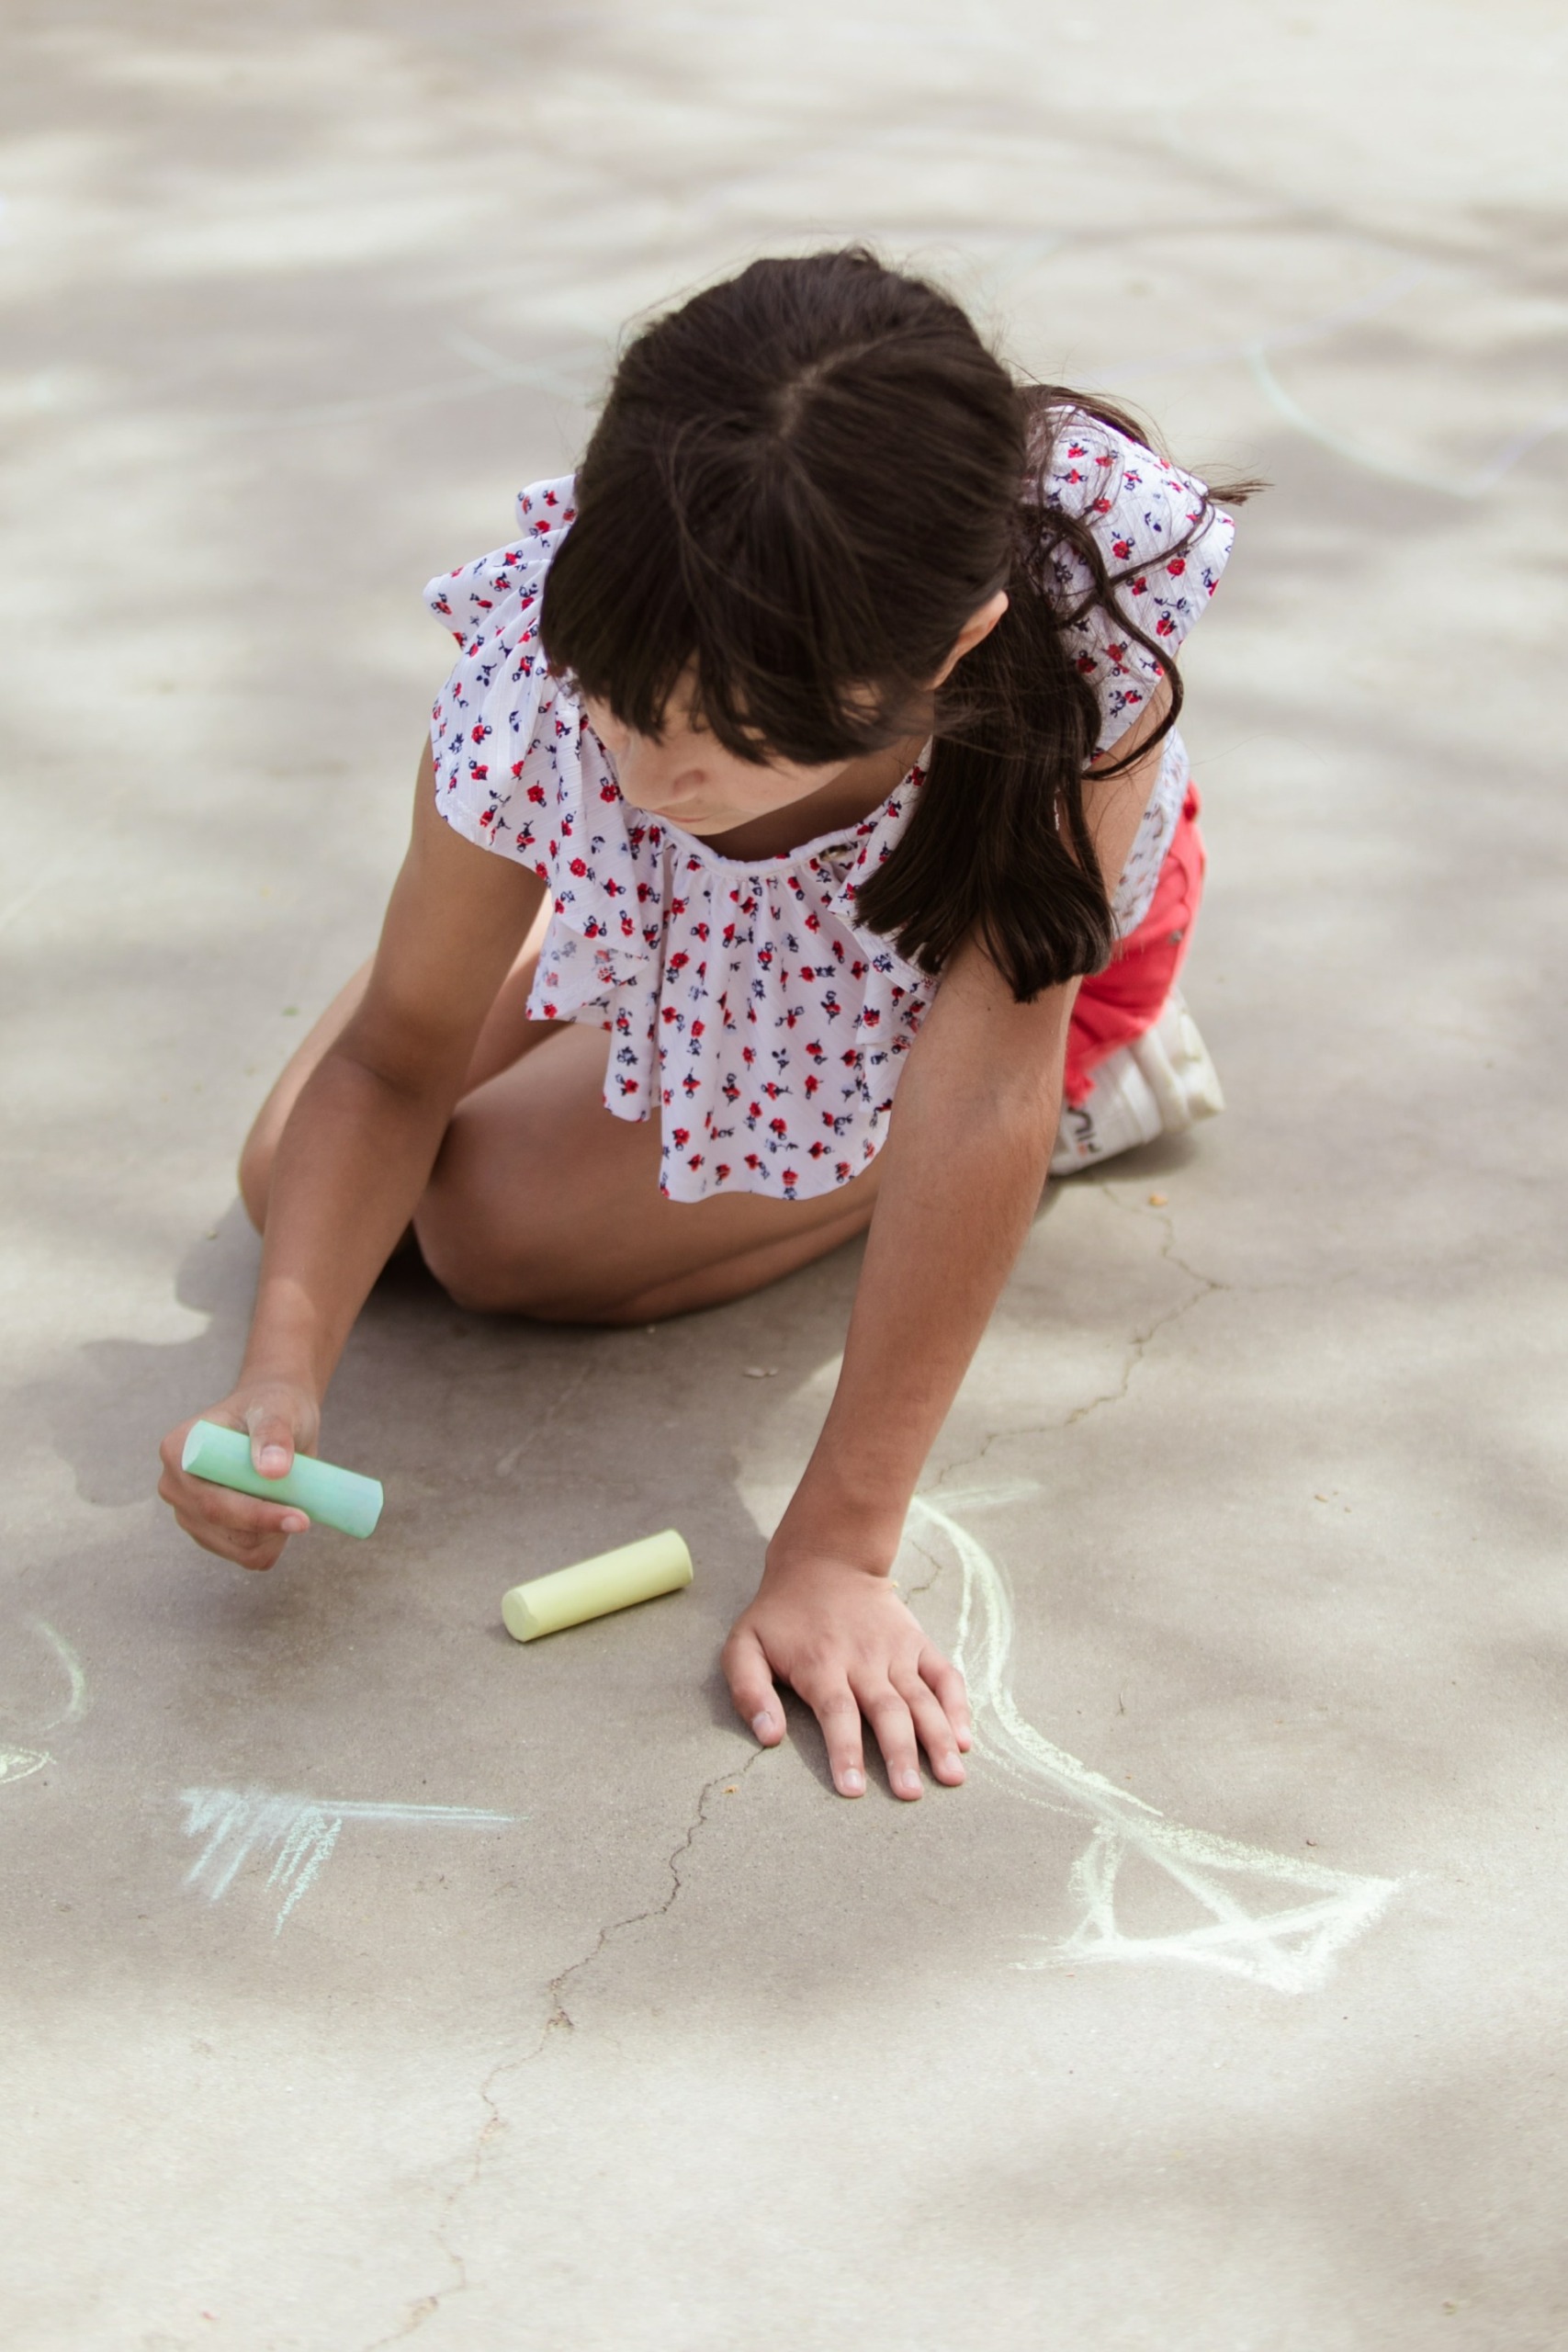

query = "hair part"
[{"left": 540, "top": 248, "right": 1258, "bottom": 1001}]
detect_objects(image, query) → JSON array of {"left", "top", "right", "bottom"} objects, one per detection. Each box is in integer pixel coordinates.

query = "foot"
[{"left": 1052, "top": 989, "right": 1225, "bottom": 1176}]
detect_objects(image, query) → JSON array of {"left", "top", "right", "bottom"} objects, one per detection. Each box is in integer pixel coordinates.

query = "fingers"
[
  {"left": 157, "top": 1409, "right": 310, "bottom": 1571},
  {"left": 157, "top": 1386, "right": 322, "bottom": 1570},
  {"left": 720, "top": 1625, "right": 784, "bottom": 1748},
  {"left": 157, "top": 1461, "right": 308, "bottom": 1568},
  {"left": 856, "top": 1642, "right": 972, "bottom": 1799},
  {"left": 722, "top": 1583, "right": 975, "bottom": 1803},
  {"left": 810, "top": 1688, "right": 867, "bottom": 1798},
  {"left": 169, "top": 1502, "right": 287, "bottom": 1570},
  {"left": 245, "top": 1403, "right": 297, "bottom": 1478},
  {"left": 862, "top": 1684, "right": 924, "bottom": 1799},
  {"left": 918, "top": 1646, "right": 973, "bottom": 1754},
  {"left": 890, "top": 1663, "right": 967, "bottom": 1789},
  {"left": 724, "top": 1630, "right": 872, "bottom": 1796}
]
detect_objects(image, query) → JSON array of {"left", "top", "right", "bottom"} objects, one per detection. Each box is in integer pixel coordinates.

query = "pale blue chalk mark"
[
  {"left": 1247, "top": 344, "right": 1568, "bottom": 500},
  {"left": 179, "top": 1786, "right": 516, "bottom": 1935}
]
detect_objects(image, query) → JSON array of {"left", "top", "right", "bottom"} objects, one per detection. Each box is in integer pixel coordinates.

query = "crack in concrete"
[
  {"left": 899, "top": 1533, "right": 947, "bottom": 1602},
  {"left": 543, "top": 1745, "right": 768, "bottom": 2036},
  {"left": 361, "top": 1745, "right": 765, "bottom": 2347},
  {"left": 1063, "top": 1192, "right": 1225, "bottom": 1430},
  {"left": 364, "top": 1204, "right": 1249, "bottom": 2345},
  {"left": 938, "top": 1193, "right": 1224, "bottom": 1493}
]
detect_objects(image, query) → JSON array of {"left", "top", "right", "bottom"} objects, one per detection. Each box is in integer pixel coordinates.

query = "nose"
[{"left": 612, "top": 743, "right": 703, "bottom": 807}]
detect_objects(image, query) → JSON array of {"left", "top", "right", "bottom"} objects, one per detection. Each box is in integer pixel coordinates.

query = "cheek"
[
  {"left": 581, "top": 704, "right": 624, "bottom": 758},
  {"left": 719, "top": 764, "right": 795, "bottom": 811}
]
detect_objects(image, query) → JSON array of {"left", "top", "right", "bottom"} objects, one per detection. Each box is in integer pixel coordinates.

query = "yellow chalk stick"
[{"left": 502, "top": 1530, "right": 694, "bottom": 1643}]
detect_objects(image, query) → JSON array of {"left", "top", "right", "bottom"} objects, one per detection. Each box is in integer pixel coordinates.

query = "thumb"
[
  {"left": 722, "top": 1624, "right": 784, "bottom": 1748},
  {"left": 245, "top": 1396, "right": 299, "bottom": 1482}
]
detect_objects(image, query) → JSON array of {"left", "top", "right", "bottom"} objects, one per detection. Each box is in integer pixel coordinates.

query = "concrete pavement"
[{"left": 3, "top": 3, "right": 1566, "bottom": 2344}]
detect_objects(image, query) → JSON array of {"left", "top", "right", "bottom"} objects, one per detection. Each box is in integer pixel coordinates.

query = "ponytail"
[{"left": 859, "top": 388, "right": 1258, "bottom": 1000}]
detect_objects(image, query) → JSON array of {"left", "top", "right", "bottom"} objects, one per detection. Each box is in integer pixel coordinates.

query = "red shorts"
[{"left": 1063, "top": 783, "right": 1206, "bottom": 1107}]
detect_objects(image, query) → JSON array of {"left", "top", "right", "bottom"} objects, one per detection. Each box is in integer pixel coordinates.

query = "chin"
[{"left": 656, "top": 802, "right": 725, "bottom": 826}]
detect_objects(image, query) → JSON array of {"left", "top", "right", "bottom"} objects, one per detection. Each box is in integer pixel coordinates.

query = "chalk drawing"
[
  {"left": 0, "top": 1619, "right": 90, "bottom": 1788},
  {"left": 1092, "top": 258, "right": 1439, "bottom": 390},
  {"left": 983, "top": 236, "right": 1568, "bottom": 502},
  {"left": 28, "top": 1619, "right": 89, "bottom": 1730},
  {"left": 910, "top": 1487, "right": 1398, "bottom": 1994},
  {"left": 1247, "top": 345, "right": 1568, "bottom": 500},
  {"left": 178, "top": 1787, "right": 516, "bottom": 1935}
]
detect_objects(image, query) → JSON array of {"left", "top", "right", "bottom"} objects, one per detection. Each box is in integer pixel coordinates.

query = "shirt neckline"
[{"left": 623, "top": 742, "right": 932, "bottom": 877}]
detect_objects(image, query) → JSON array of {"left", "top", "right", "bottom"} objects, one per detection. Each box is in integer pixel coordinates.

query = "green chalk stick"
[{"left": 180, "top": 1419, "right": 384, "bottom": 1539}]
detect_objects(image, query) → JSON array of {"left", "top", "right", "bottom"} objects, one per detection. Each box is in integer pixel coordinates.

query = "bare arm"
[
  {"left": 722, "top": 693, "right": 1173, "bottom": 1794},
  {"left": 160, "top": 746, "right": 547, "bottom": 1564}
]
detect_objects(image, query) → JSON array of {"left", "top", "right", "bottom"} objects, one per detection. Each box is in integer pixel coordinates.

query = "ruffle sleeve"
[
  {"left": 423, "top": 474, "right": 588, "bottom": 878},
  {"left": 1037, "top": 414, "right": 1235, "bottom": 755}
]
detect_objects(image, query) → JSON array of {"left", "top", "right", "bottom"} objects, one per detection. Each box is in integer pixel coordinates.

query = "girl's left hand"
[{"left": 721, "top": 1551, "right": 972, "bottom": 1799}]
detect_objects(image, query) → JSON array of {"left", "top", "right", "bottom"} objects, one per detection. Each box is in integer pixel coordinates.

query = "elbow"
[
  {"left": 946, "top": 1075, "right": 1060, "bottom": 1189},
  {"left": 987, "top": 1064, "right": 1065, "bottom": 1155},
  {"left": 999, "top": 1067, "right": 1068, "bottom": 1186}
]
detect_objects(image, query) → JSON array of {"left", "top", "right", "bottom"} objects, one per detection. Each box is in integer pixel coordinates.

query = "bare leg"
[
  {"left": 414, "top": 1022, "right": 881, "bottom": 1323},
  {"left": 238, "top": 922, "right": 879, "bottom": 1319}
]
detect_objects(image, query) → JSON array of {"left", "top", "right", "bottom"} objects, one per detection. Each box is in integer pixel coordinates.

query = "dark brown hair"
[{"left": 541, "top": 248, "right": 1254, "bottom": 1001}]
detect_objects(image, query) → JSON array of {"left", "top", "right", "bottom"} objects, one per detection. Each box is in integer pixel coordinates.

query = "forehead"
[
  {"left": 582, "top": 666, "right": 699, "bottom": 738},
  {"left": 599, "top": 670, "right": 777, "bottom": 760}
]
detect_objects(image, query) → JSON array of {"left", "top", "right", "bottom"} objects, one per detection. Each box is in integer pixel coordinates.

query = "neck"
[{"left": 694, "top": 733, "right": 929, "bottom": 862}]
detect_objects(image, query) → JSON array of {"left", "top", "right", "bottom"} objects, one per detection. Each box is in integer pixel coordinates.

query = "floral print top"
[{"left": 424, "top": 412, "right": 1234, "bottom": 1204}]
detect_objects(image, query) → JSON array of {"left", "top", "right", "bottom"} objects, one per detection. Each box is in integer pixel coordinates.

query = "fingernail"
[
  {"left": 751, "top": 1711, "right": 776, "bottom": 1741},
  {"left": 840, "top": 1768, "right": 864, "bottom": 1796},
  {"left": 280, "top": 1513, "right": 309, "bottom": 1534},
  {"left": 258, "top": 1446, "right": 289, "bottom": 1476},
  {"left": 897, "top": 1769, "right": 921, "bottom": 1796},
  {"left": 943, "top": 1752, "right": 965, "bottom": 1780}
]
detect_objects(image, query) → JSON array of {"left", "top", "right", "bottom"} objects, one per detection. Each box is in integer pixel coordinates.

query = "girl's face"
[
  {"left": 578, "top": 592, "right": 1009, "bottom": 837},
  {"left": 579, "top": 689, "right": 851, "bottom": 836}
]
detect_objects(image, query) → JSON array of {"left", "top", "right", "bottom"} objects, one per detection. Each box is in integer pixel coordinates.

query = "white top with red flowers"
[{"left": 424, "top": 413, "right": 1234, "bottom": 1204}]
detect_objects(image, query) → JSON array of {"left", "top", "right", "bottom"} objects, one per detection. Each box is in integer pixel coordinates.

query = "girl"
[{"left": 159, "top": 249, "right": 1244, "bottom": 1804}]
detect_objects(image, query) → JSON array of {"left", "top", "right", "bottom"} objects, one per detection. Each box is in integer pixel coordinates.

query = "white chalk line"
[
  {"left": 1093, "top": 258, "right": 1439, "bottom": 390},
  {"left": 1247, "top": 345, "right": 1568, "bottom": 500},
  {"left": 1012, "top": 243, "right": 1568, "bottom": 501},
  {"left": 910, "top": 1489, "right": 1399, "bottom": 1995},
  {"left": 28, "top": 1619, "right": 89, "bottom": 1732},
  {"left": 0, "top": 1621, "right": 91, "bottom": 1789},
  {"left": 179, "top": 1787, "right": 517, "bottom": 1937}
]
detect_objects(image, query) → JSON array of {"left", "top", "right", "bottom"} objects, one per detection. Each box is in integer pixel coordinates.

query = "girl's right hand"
[{"left": 157, "top": 1381, "right": 322, "bottom": 1570}]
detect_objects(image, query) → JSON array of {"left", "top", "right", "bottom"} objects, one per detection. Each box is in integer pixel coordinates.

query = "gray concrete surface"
[{"left": 4, "top": 3, "right": 1566, "bottom": 2345}]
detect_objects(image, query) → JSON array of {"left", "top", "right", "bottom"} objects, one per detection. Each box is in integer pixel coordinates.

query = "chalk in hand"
[
  {"left": 502, "top": 1530, "right": 693, "bottom": 1643},
  {"left": 180, "top": 1419, "right": 384, "bottom": 1539}
]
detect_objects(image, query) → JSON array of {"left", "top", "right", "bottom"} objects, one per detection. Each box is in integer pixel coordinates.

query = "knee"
[
  {"left": 413, "top": 1215, "right": 523, "bottom": 1316},
  {"left": 415, "top": 1208, "right": 627, "bottom": 1323},
  {"left": 413, "top": 1153, "right": 627, "bottom": 1324}
]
